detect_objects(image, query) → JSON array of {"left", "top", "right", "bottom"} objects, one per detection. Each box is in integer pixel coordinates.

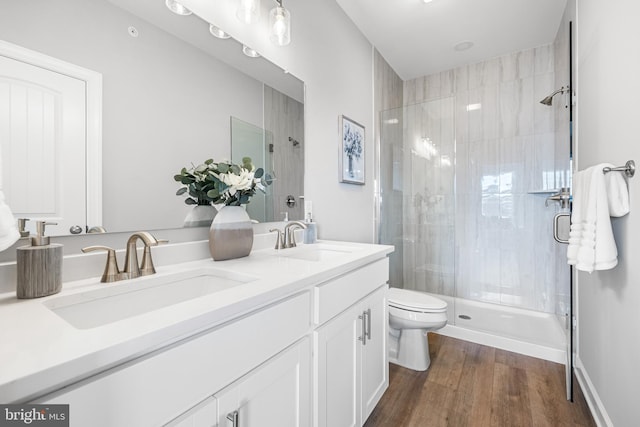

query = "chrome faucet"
[
  {"left": 283, "top": 221, "right": 307, "bottom": 249},
  {"left": 82, "top": 231, "right": 166, "bottom": 283},
  {"left": 123, "top": 231, "right": 160, "bottom": 279}
]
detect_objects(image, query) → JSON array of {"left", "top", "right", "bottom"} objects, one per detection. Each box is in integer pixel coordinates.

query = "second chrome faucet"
[{"left": 270, "top": 221, "right": 307, "bottom": 250}]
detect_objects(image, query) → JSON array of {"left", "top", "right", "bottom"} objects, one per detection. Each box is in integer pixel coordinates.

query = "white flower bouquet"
[{"left": 174, "top": 157, "right": 267, "bottom": 206}]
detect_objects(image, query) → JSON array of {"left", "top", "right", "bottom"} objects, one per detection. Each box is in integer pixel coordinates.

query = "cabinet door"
[
  {"left": 165, "top": 396, "right": 217, "bottom": 427},
  {"left": 360, "top": 285, "right": 389, "bottom": 422},
  {"left": 215, "top": 338, "right": 311, "bottom": 427},
  {"left": 315, "top": 304, "right": 362, "bottom": 427}
]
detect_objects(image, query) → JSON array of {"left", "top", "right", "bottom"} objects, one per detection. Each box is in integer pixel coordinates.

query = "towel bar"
[{"left": 603, "top": 160, "right": 635, "bottom": 177}]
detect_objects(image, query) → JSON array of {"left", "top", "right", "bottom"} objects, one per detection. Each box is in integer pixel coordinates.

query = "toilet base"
[{"left": 388, "top": 329, "right": 431, "bottom": 371}]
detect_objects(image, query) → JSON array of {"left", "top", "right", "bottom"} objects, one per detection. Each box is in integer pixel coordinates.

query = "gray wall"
[
  {"left": 263, "top": 85, "right": 304, "bottom": 222},
  {"left": 576, "top": 0, "right": 640, "bottom": 425},
  {"left": 0, "top": 0, "right": 263, "bottom": 233}
]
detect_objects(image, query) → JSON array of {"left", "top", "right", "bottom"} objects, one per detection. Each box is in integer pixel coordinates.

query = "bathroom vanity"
[{"left": 0, "top": 238, "right": 392, "bottom": 427}]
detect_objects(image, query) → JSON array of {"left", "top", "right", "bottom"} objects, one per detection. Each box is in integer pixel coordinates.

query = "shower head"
[{"left": 540, "top": 86, "right": 570, "bottom": 106}]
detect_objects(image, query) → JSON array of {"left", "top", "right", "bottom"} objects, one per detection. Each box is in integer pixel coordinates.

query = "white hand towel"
[
  {"left": 604, "top": 167, "right": 630, "bottom": 217},
  {"left": 0, "top": 189, "right": 19, "bottom": 251},
  {"left": 567, "top": 164, "right": 621, "bottom": 272}
]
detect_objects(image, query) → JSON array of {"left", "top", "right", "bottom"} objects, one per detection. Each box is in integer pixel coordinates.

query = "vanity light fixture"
[
  {"left": 269, "top": 0, "right": 291, "bottom": 46},
  {"left": 209, "top": 24, "right": 231, "bottom": 39},
  {"left": 242, "top": 45, "right": 261, "bottom": 58},
  {"left": 236, "top": 0, "right": 261, "bottom": 24},
  {"left": 165, "top": 0, "right": 192, "bottom": 16}
]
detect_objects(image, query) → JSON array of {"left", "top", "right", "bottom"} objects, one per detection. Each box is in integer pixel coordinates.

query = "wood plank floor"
[{"left": 364, "top": 334, "right": 595, "bottom": 427}]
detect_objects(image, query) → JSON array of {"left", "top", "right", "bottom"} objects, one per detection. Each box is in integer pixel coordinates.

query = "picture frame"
[{"left": 339, "top": 115, "right": 365, "bottom": 185}]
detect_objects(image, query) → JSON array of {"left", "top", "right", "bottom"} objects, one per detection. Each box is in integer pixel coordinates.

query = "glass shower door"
[{"left": 377, "top": 97, "right": 457, "bottom": 303}]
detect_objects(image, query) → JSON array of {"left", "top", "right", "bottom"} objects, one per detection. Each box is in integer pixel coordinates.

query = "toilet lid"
[{"left": 388, "top": 288, "right": 447, "bottom": 312}]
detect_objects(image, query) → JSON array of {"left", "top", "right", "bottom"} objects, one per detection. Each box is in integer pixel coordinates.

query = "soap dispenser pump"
[{"left": 16, "top": 221, "right": 63, "bottom": 299}]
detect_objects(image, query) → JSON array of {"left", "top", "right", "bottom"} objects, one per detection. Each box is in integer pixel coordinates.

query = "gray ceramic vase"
[{"left": 208, "top": 206, "right": 254, "bottom": 261}]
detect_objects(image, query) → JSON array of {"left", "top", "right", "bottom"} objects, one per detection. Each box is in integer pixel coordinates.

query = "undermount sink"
[
  {"left": 275, "top": 243, "right": 359, "bottom": 262},
  {"left": 44, "top": 268, "right": 257, "bottom": 329}
]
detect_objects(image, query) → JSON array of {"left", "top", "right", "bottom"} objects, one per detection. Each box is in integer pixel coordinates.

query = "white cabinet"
[
  {"left": 360, "top": 286, "right": 388, "bottom": 421},
  {"left": 35, "top": 253, "right": 391, "bottom": 427},
  {"left": 38, "top": 292, "right": 311, "bottom": 427},
  {"left": 166, "top": 396, "right": 217, "bottom": 427},
  {"left": 215, "top": 338, "right": 311, "bottom": 427},
  {"left": 315, "top": 284, "right": 388, "bottom": 427}
]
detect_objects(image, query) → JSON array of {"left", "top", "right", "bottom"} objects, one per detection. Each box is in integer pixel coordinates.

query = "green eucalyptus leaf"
[
  {"left": 185, "top": 198, "right": 197, "bottom": 205},
  {"left": 254, "top": 168, "right": 264, "bottom": 179},
  {"left": 230, "top": 165, "right": 241, "bottom": 174},
  {"left": 218, "top": 163, "right": 229, "bottom": 173},
  {"left": 204, "top": 158, "right": 214, "bottom": 165},
  {"left": 176, "top": 187, "right": 188, "bottom": 195}
]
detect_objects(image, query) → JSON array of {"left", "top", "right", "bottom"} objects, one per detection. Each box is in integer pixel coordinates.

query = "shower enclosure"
[{"left": 377, "top": 63, "right": 571, "bottom": 366}]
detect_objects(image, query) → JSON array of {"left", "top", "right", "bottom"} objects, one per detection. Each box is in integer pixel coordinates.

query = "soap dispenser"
[{"left": 16, "top": 221, "right": 63, "bottom": 299}]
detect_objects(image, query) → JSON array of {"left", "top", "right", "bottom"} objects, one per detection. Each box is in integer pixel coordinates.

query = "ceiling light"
[
  {"left": 454, "top": 41, "right": 474, "bottom": 51},
  {"left": 165, "top": 0, "right": 192, "bottom": 16},
  {"left": 209, "top": 24, "right": 231, "bottom": 39},
  {"left": 242, "top": 45, "right": 261, "bottom": 58},
  {"left": 236, "top": 0, "right": 261, "bottom": 24},
  {"left": 466, "top": 103, "right": 482, "bottom": 111},
  {"left": 422, "top": 0, "right": 434, "bottom": 3},
  {"left": 269, "top": 0, "right": 291, "bottom": 46}
]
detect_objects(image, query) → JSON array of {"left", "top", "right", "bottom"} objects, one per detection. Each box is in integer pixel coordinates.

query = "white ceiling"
[{"left": 335, "top": 0, "right": 568, "bottom": 80}]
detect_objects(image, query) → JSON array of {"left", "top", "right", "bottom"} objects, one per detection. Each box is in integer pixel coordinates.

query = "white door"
[
  {"left": 216, "top": 338, "right": 311, "bottom": 427},
  {"left": 0, "top": 54, "right": 86, "bottom": 236},
  {"left": 360, "top": 285, "right": 389, "bottom": 423},
  {"left": 315, "top": 304, "right": 362, "bottom": 427}
]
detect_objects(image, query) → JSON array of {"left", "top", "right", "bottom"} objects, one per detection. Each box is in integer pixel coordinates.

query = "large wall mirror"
[{"left": 0, "top": 0, "right": 304, "bottom": 237}]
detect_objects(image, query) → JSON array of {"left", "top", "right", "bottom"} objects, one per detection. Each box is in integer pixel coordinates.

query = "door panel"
[
  {"left": 0, "top": 55, "right": 86, "bottom": 235},
  {"left": 361, "top": 285, "right": 388, "bottom": 422},
  {"left": 315, "top": 304, "right": 361, "bottom": 427}
]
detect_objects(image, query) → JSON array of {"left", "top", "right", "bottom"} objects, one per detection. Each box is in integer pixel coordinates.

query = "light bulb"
[
  {"left": 236, "top": 0, "right": 260, "bottom": 24},
  {"left": 242, "top": 45, "right": 261, "bottom": 58},
  {"left": 165, "top": 0, "right": 192, "bottom": 16},
  {"left": 269, "top": 6, "right": 290, "bottom": 46},
  {"left": 209, "top": 24, "right": 231, "bottom": 39}
]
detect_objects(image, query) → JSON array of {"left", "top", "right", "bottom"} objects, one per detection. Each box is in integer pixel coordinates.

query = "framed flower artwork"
[{"left": 339, "top": 115, "right": 365, "bottom": 185}]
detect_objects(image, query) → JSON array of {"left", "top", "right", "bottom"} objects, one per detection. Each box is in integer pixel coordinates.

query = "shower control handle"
[{"left": 545, "top": 188, "right": 571, "bottom": 209}]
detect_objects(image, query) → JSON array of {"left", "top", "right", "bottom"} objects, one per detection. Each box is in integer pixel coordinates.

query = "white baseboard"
[{"left": 573, "top": 357, "right": 613, "bottom": 427}]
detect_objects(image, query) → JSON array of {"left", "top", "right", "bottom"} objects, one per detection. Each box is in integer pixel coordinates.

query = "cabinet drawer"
[
  {"left": 39, "top": 291, "right": 311, "bottom": 427},
  {"left": 314, "top": 258, "right": 389, "bottom": 325}
]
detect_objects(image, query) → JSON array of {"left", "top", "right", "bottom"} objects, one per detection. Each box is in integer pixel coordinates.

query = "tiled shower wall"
[
  {"left": 263, "top": 85, "right": 305, "bottom": 221},
  {"left": 396, "top": 44, "right": 569, "bottom": 313}
]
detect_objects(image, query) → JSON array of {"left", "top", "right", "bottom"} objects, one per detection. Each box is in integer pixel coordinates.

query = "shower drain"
[{"left": 458, "top": 314, "right": 472, "bottom": 320}]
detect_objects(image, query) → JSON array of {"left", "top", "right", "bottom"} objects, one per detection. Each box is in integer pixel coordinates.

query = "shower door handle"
[{"left": 553, "top": 213, "right": 571, "bottom": 244}]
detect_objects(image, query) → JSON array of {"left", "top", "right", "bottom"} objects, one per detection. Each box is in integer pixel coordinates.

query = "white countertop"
[{"left": 0, "top": 240, "right": 393, "bottom": 403}]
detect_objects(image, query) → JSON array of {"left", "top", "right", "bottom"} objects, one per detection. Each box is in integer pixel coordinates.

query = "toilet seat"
[{"left": 388, "top": 288, "right": 447, "bottom": 313}]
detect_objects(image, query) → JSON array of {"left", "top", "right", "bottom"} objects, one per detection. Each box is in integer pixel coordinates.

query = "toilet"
[{"left": 388, "top": 288, "right": 448, "bottom": 371}]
